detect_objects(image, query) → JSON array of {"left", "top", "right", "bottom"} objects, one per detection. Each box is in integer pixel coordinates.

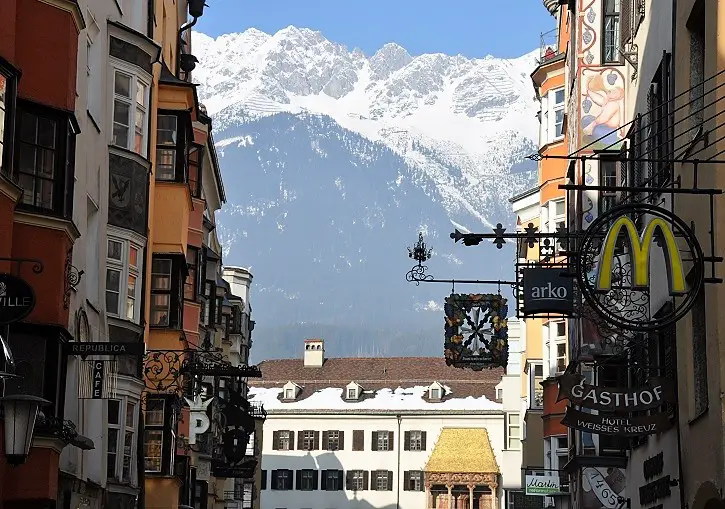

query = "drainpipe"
[
  {"left": 397, "top": 414, "right": 402, "bottom": 509},
  {"left": 177, "top": 16, "right": 199, "bottom": 78}
]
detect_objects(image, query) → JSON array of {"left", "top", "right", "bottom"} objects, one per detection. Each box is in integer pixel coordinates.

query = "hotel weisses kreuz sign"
[{"left": 0, "top": 273, "right": 36, "bottom": 324}]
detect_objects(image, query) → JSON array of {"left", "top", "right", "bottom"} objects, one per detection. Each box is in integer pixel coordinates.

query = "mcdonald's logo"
[{"left": 596, "top": 216, "right": 686, "bottom": 296}]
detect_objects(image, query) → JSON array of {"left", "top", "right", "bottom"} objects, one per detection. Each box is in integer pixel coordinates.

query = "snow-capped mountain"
[{"left": 192, "top": 27, "right": 539, "bottom": 361}]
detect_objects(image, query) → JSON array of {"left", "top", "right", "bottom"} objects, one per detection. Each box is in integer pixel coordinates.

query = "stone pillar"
[
  {"left": 446, "top": 484, "right": 454, "bottom": 509},
  {"left": 490, "top": 483, "right": 498, "bottom": 509},
  {"left": 426, "top": 485, "right": 433, "bottom": 509},
  {"left": 467, "top": 484, "right": 475, "bottom": 509}
]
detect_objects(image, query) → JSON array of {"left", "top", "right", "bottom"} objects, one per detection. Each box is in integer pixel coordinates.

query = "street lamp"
[{"left": 0, "top": 394, "right": 50, "bottom": 465}]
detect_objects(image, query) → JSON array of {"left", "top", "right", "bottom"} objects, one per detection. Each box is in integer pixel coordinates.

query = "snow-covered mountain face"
[{"left": 193, "top": 26, "right": 539, "bottom": 361}]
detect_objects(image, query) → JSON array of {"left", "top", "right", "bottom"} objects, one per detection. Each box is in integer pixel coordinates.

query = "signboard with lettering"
[
  {"left": 0, "top": 273, "right": 36, "bottom": 325},
  {"left": 557, "top": 374, "right": 676, "bottom": 412},
  {"left": 185, "top": 395, "right": 213, "bottom": 445},
  {"left": 521, "top": 268, "right": 574, "bottom": 315},
  {"left": 582, "top": 467, "right": 626, "bottom": 509},
  {"left": 91, "top": 361, "right": 104, "bottom": 399},
  {"left": 63, "top": 342, "right": 145, "bottom": 357},
  {"left": 561, "top": 406, "right": 672, "bottom": 436},
  {"left": 525, "top": 475, "right": 562, "bottom": 496}
]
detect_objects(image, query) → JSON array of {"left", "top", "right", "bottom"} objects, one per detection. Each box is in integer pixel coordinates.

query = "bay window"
[
  {"left": 155, "top": 110, "right": 190, "bottom": 182},
  {"left": 506, "top": 413, "right": 521, "bottom": 450},
  {"left": 106, "top": 230, "right": 144, "bottom": 323},
  {"left": 15, "top": 101, "right": 77, "bottom": 217},
  {"left": 111, "top": 66, "right": 149, "bottom": 156},
  {"left": 144, "top": 396, "right": 176, "bottom": 474},
  {"left": 188, "top": 143, "right": 203, "bottom": 197},
  {"left": 150, "top": 255, "right": 186, "bottom": 328},
  {"left": 0, "top": 64, "right": 17, "bottom": 176},
  {"left": 107, "top": 397, "right": 138, "bottom": 483},
  {"left": 185, "top": 247, "right": 200, "bottom": 301}
]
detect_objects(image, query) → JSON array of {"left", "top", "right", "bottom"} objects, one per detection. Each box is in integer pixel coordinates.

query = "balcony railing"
[
  {"left": 249, "top": 402, "right": 267, "bottom": 420},
  {"left": 540, "top": 28, "right": 560, "bottom": 63}
]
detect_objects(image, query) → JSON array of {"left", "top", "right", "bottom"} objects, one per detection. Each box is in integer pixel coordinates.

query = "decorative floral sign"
[{"left": 443, "top": 293, "right": 509, "bottom": 371}]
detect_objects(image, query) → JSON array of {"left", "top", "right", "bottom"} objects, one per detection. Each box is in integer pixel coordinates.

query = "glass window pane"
[
  {"left": 114, "top": 72, "right": 131, "bottom": 98},
  {"left": 113, "top": 122, "right": 129, "bottom": 149},
  {"left": 129, "top": 246, "right": 138, "bottom": 267},
  {"left": 136, "top": 81, "right": 146, "bottom": 106},
  {"left": 157, "top": 115, "right": 177, "bottom": 144},
  {"left": 108, "top": 400, "right": 120, "bottom": 424},
  {"left": 126, "top": 274, "right": 137, "bottom": 320},
  {"left": 106, "top": 269, "right": 121, "bottom": 291},
  {"left": 555, "top": 89, "right": 565, "bottom": 105},
  {"left": 509, "top": 413, "right": 520, "bottom": 425},
  {"left": 19, "top": 111, "right": 37, "bottom": 143},
  {"left": 108, "top": 240, "right": 122, "bottom": 260},
  {"left": 113, "top": 100, "right": 130, "bottom": 126},
  {"left": 126, "top": 403, "right": 136, "bottom": 427},
  {"left": 37, "top": 117, "right": 56, "bottom": 148}
]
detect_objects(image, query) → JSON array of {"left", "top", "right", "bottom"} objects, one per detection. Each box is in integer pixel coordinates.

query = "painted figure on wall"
[{"left": 581, "top": 68, "right": 626, "bottom": 149}]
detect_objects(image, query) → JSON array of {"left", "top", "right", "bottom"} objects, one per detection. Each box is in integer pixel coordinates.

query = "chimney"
[
  {"left": 303, "top": 339, "right": 324, "bottom": 367},
  {"left": 222, "top": 266, "right": 253, "bottom": 310}
]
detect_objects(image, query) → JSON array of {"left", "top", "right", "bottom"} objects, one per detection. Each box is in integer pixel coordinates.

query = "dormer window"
[
  {"left": 345, "top": 382, "right": 361, "bottom": 401},
  {"left": 347, "top": 388, "right": 357, "bottom": 399},
  {"left": 282, "top": 381, "right": 301, "bottom": 401},
  {"left": 285, "top": 389, "right": 294, "bottom": 400},
  {"left": 429, "top": 382, "right": 444, "bottom": 401},
  {"left": 430, "top": 388, "right": 440, "bottom": 399}
]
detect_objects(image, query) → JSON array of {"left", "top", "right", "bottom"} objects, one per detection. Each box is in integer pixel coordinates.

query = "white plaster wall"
[
  {"left": 626, "top": 429, "right": 681, "bottom": 509},
  {"left": 260, "top": 412, "right": 511, "bottom": 509}
]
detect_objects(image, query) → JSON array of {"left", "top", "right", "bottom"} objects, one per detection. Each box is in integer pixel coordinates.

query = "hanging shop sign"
[
  {"left": 582, "top": 467, "right": 626, "bottom": 509},
  {"left": 443, "top": 293, "right": 509, "bottom": 371},
  {"left": 63, "top": 341, "right": 145, "bottom": 357},
  {"left": 556, "top": 373, "right": 676, "bottom": 412},
  {"left": 0, "top": 273, "right": 36, "bottom": 325},
  {"left": 91, "top": 361, "right": 104, "bottom": 399},
  {"left": 576, "top": 203, "right": 704, "bottom": 331},
  {"left": 509, "top": 491, "right": 544, "bottom": 509},
  {"left": 525, "top": 475, "right": 562, "bottom": 496},
  {"left": 521, "top": 268, "right": 574, "bottom": 315},
  {"left": 561, "top": 406, "right": 672, "bottom": 437},
  {"left": 185, "top": 395, "right": 214, "bottom": 445},
  {"left": 639, "top": 452, "right": 674, "bottom": 507}
]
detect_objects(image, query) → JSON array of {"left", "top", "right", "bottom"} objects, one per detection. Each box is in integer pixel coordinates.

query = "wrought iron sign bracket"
[
  {"left": 0, "top": 257, "right": 44, "bottom": 276},
  {"left": 617, "top": 42, "right": 639, "bottom": 80}
]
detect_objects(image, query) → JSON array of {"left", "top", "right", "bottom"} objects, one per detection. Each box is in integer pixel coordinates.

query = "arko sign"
[
  {"left": 522, "top": 268, "right": 574, "bottom": 315},
  {"left": 0, "top": 273, "right": 36, "bottom": 325}
]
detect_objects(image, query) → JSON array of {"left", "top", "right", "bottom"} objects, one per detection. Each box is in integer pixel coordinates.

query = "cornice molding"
[
  {"left": 32, "top": 435, "right": 68, "bottom": 455},
  {"left": 37, "top": 0, "right": 85, "bottom": 33},
  {"left": 13, "top": 210, "right": 81, "bottom": 242},
  {"left": 0, "top": 174, "right": 22, "bottom": 203}
]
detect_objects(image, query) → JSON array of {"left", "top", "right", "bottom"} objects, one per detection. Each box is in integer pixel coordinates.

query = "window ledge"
[
  {"left": 14, "top": 209, "right": 81, "bottom": 242},
  {"left": 688, "top": 406, "right": 709, "bottom": 425},
  {"left": 108, "top": 145, "right": 152, "bottom": 172}
]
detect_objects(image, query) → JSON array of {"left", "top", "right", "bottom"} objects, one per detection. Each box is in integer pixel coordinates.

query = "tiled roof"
[
  {"left": 425, "top": 428, "right": 500, "bottom": 473},
  {"left": 251, "top": 357, "right": 504, "bottom": 402}
]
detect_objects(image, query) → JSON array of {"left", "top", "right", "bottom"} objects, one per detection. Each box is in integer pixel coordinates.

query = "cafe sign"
[
  {"left": 525, "top": 475, "right": 562, "bottom": 496},
  {"left": 557, "top": 373, "right": 676, "bottom": 412},
  {"left": 0, "top": 273, "right": 36, "bottom": 324}
]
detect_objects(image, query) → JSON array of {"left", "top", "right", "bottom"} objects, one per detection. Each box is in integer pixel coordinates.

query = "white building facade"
[{"left": 249, "top": 337, "right": 523, "bottom": 509}]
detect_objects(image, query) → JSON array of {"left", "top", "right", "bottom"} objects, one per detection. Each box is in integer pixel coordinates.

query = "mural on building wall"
[
  {"left": 582, "top": 467, "right": 626, "bottom": 509},
  {"left": 581, "top": 68, "right": 626, "bottom": 149}
]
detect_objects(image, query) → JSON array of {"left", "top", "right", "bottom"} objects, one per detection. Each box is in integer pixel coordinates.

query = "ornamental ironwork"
[{"left": 444, "top": 293, "right": 509, "bottom": 371}]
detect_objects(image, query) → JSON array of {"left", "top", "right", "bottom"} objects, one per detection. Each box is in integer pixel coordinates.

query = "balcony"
[
  {"left": 249, "top": 402, "right": 266, "bottom": 421},
  {"left": 540, "top": 28, "right": 561, "bottom": 63}
]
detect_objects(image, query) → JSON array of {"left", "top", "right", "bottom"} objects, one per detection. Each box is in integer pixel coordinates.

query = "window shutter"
[
  {"left": 387, "top": 471, "right": 393, "bottom": 491},
  {"left": 419, "top": 471, "right": 425, "bottom": 491},
  {"left": 371, "top": 431, "right": 378, "bottom": 451},
  {"left": 346, "top": 471, "right": 353, "bottom": 490},
  {"left": 321, "top": 470, "right": 328, "bottom": 490},
  {"left": 353, "top": 430, "right": 364, "bottom": 451},
  {"left": 272, "top": 431, "right": 280, "bottom": 450},
  {"left": 403, "top": 471, "right": 410, "bottom": 491},
  {"left": 370, "top": 470, "right": 378, "bottom": 491},
  {"left": 322, "top": 431, "right": 329, "bottom": 450},
  {"left": 621, "top": 0, "right": 632, "bottom": 43},
  {"left": 295, "top": 470, "right": 302, "bottom": 490},
  {"left": 421, "top": 431, "right": 427, "bottom": 450},
  {"left": 297, "top": 431, "right": 303, "bottom": 450},
  {"left": 271, "top": 470, "right": 279, "bottom": 490},
  {"left": 404, "top": 431, "right": 411, "bottom": 451},
  {"left": 339, "top": 430, "right": 345, "bottom": 450},
  {"left": 313, "top": 470, "right": 319, "bottom": 490},
  {"left": 313, "top": 431, "right": 320, "bottom": 450},
  {"left": 363, "top": 471, "right": 369, "bottom": 490},
  {"left": 288, "top": 430, "right": 294, "bottom": 450},
  {"left": 388, "top": 431, "right": 394, "bottom": 450},
  {"left": 261, "top": 470, "right": 267, "bottom": 490},
  {"left": 337, "top": 470, "right": 344, "bottom": 490}
]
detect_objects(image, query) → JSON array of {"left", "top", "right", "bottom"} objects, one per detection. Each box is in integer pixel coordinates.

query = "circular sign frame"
[
  {"left": 576, "top": 203, "right": 704, "bottom": 332},
  {"left": 0, "top": 272, "right": 36, "bottom": 325}
]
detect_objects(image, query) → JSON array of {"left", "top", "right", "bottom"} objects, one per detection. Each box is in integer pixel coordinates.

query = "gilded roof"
[{"left": 425, "top": 428, "right": 500, "bottom": 474}]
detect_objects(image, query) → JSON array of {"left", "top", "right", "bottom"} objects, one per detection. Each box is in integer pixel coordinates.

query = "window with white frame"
[
  {"left": 506, "top": 413, "right": 521, "bottom": 450},
  {"left": 542, "top": 88, "right": 566, "bottom": 144},
  {"left": 107, "top": 397, "right": 137, "bottom": 482},
  {"left": 347, "top": 387, "right": 357, "bottom": 399},
  {"left": 554, "top": 321, "right": 567, "bottom": 374},
  {"left": 530, "top": 363, "right": 544, "bottom": 409},
  {"left": 552, "top": 199, "right": 566, "bottom": 253},
  {"left": 553, "top": 89, "right": 565, "bottom": 138},
  {"left": 111, "top": 64, "right": 149, "bottom": 157},
  {"left": 106, "top": 233, "right": 144, "bottom": 323}
]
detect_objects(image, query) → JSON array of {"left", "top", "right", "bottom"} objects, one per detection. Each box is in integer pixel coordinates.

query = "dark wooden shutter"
[
  {"left": 387, "top": 471, "right": 393, "bottom": 491},
  {"left": 403, "top": 471, "right": 410, "bottom": 491},
  {"left": 272, "top": 431, "right": 280, "bottom": 450},
  {"left": 313, "top": 470, "right": 319, "bottom": 490},
  {"left": 337, "top": 470, "right": 344, "bottom": 490},
  {"left": 271, "top": 470, "right": 279, "bottom": 490},
  {"left": 371, "top": 470, "right": 378, "bottom": 491},
  {"left": 295, "top": 470, "right": 302, "bottom": 490},
  {"left": 288, "top": 430, "right": 294, "bottom": 450},
  {"left": 261, "top": 470, "right": 267, "bottom": 490},
  {"left": 297, "top": 431, "right": 303, "bottom": 450},
  {"left": 419, "top": 471, "right": 425, "bottom": 491},
  {"left": 322, "top": 431, "right": 329, "bottom": 450},
  {"left": 388, "top": 431, "right": 394, "bottom": 450},
  {"left": 621, "top": 0, "right": 632, "bottom": 43},
  {"left": 404, "top": 431, "right": 410, "bottom": 451},
  {"left": 321, "top": 470, "right": 328, "bottom": 490},
  {"left": 346, "top": 471, "right": 353, "bottom": 490},
  {"left": 353, "top": 430, "right": 364, "bottom": 451},
  {"left": 371, "top": 431, "right": 378, "bottom": 451},
  {"left": 421, "top": 431, "right": 427, "bottom": 450},
  {"left": 339, "top": 430, "right": 345, "bottom": 450},
  {"left": 363, "top": 471, "right": 369, "bottom": 490},
  {"left": 313, "top": 431, "right": 320, "bottom": 450}
]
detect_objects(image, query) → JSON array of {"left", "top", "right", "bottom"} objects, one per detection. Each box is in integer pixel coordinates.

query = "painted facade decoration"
[
  {"left": 580, "top": 68, "right": 626, "bottom": 149},
  {"left": 581, "top": 467, "right": 626, "bottom": 509}
]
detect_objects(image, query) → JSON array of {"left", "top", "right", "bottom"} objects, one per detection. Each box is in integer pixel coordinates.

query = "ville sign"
[
  {"left": 521, "top": 268, "right": 574, "bottom": 315},
  {"left": 0, "top": 273, "right": 36, "bottom": 325}
]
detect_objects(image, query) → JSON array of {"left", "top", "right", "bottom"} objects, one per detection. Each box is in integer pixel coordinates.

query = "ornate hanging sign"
[
  {"left": 576, "top": 203, "right": 704, "bottom": 331},
  {"left": 521, "top": 268, "right": 574, "bottom": 316},
  {"left": 561, "top": 407, "right": 672, "bottom": 436},
  {"left": 557, "top": 374, "right": 676, "bottom": 412},
  {"left": 185, "top": 395, "right": 214, "bottom": 445},
  {"left": 0, "top": 273, "right": 36, "bottom": 325},
  {"left": 443, "top": 293, "right": 508, "bottom": 370}
]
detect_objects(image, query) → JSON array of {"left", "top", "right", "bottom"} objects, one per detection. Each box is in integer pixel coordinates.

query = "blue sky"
[{"left": 195, "top": 0, "right": 556, "bottom": 59}]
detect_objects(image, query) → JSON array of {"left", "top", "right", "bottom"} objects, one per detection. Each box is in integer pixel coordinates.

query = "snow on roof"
[{"left": 249, "top": 385, "right": 502, "bottom": 412}]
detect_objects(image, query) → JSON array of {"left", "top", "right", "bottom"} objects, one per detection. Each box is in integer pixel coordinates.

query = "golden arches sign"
[{"left": 595, "top": 216, "right": 686, "bottom": 296}]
